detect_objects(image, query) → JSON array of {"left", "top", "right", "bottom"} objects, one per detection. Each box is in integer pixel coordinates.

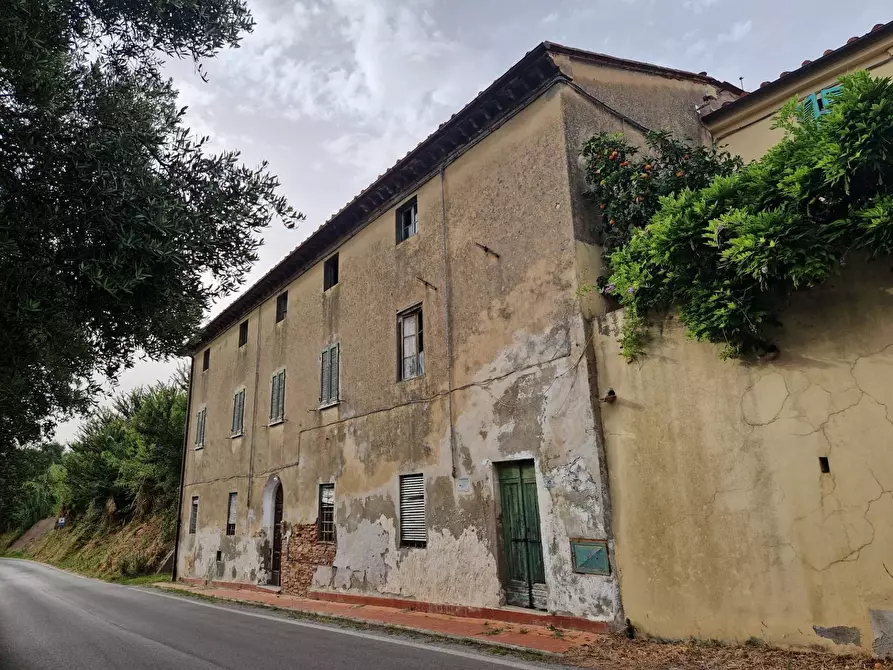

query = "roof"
[
  {"left": 703, "top": 20, "right": 893, "bottom": 124},
  {"left": 188, "top": 42, "right": 742, "bottom": 354}
]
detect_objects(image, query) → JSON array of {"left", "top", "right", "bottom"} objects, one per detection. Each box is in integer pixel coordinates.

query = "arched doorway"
[{"left": 271, "top": 482, "right": 283, "bottom": 586}]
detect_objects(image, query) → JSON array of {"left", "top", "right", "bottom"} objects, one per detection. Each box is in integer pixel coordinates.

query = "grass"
[
  {"left": 6, "top": 514, "right": 173, "bottom": 584},
  {"left": 0, "top": 529, "right": 22, "bottom": 552}
]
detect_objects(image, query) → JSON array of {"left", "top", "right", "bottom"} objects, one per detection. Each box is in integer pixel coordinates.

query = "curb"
[{"left": 151, "top": 584, "right": 562, "bottom": 659}]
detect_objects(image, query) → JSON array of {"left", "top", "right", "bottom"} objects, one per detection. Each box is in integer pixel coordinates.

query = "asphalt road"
[{"left": 0, "top": 559, "right": 563, "bottom": 670}]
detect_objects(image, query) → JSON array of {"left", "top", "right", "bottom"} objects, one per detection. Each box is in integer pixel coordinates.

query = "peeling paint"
[{"left": 813, "top": 625, "right": 861, "bottom": 646}]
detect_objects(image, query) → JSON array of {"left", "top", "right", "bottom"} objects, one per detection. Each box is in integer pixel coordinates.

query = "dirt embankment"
[
  {"left": 9, "top": 514, "right": 173, "bottom": 580},
  {"left": 8, "top": 517, "right": 56, "bottom": 552}
]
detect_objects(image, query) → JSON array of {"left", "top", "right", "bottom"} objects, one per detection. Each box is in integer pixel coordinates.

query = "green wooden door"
[{"left": 498, "top": 461, "right": 547, "bottom": 610}]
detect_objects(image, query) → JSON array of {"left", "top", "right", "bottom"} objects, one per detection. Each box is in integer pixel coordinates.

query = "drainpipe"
[
  {"left": 439, "top": 169, "right": 459, "bottom": 479},
  {"left": 171, "top": 355, "right": 195, "bottom": 582}
]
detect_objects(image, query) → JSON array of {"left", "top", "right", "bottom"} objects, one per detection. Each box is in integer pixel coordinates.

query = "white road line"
[{"left": 136, "top": 587, "right": 563, "bottom": 670}]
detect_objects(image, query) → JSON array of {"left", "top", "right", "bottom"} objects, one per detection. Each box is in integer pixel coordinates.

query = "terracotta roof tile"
[{"left": 704, "top": 20, "right": 893, "bottom": 121}]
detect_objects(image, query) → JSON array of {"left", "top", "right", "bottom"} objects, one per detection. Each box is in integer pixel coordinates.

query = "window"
[
  {"left": 396, "top": 197, "right": 418, "bottom": 243},
  {"left": 226, "top": 492, "right": 237, "bottom": 536},
  {"left": 324, "top": 254, "right": 339, "bottom": 290},
  {"left": 319, "top": 344, "right": 339, "bottom": 406},
  {"left": 801, "top": 84, "right": 844, "bottom": 119},
  {"left": 318, "top": 484, "right": 335, "bottom": 543},
  {"left": 238, "top": 321, "right": 248, "bottom": 347},
  {"left": 399, "top": 474, "right": 426, "bottom": 547},
  {"left": 270, "top": 369, "right": 286, "bottom": 423},
  {"left": 276, "top": 291, "right": 288, "bottom": 323},
  {"left": 231, "top": 389, "right": 245, "bottom": 436},
  {"left": 818, "top": 84, "right": 843, "bottom": 115},
  {"left": 398, "top": 306, "right": 424, "bottom": 381},
  {"left": 189, "top": 497, "right": 199, "bottom": 534},
  {"left": 194, "top": 408, "right": 207, "bottom": 448},
  {"left": 202, "top": 348, "right": 210, "bottom": 371}
]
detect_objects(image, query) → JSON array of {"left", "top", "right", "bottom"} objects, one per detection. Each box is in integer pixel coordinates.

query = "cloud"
[
  {"left": 541, "top": 11, "right": 558, "bottom": 24},
  {"left": 683, "top": 0, "right": 722, "bottom": 13},
  {"left": 717, "top": 19, "right": 753, "bottom": 43},
  {"left": 209, "top": 0, "right": 498, "bottom": 181}
]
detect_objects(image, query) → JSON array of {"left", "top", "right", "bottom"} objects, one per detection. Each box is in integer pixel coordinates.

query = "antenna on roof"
[{"left": 739, "top": 76, "right": 744, "bottom": 89}]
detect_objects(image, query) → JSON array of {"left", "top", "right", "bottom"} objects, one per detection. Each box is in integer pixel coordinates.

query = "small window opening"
[
  {"left": 215, "top": 550, "right": 222, "bottom": 562},
  {"left": 238, "top": 320, "right": 248, "bottom": 347},
  {"left": 189, "top": 497, "right": 199, "bottom": 534},
  {"left": 270, "top": 369, "right": 286, "bottom": 422},
  {"left": 318, "top": 484, "right": 336, "bottom": 543},
  {"left": 398, "top": 306, "right": 424, "bottom": 381},
  {"left": 819, "top": 456, "right": 830, "bottom": 474},
  {"left": 226, "top": 492, "right": 237, "bottom": 535},
  {"left": 399, "top": 473, "right": 427, "bottom": 548},
  {"left": 324, "top": 254, "right": 339, "bottom": 290},
  {"left": 202, "top": 348, "right": 210, "bottom": 371},
  {"left": 231, "top": 389, "right": 245, "bottom": 436},
  {"left": 396, "top": 197, "right": 418, "bottom": 243},
  {"left": 194, "top": 408, "right": 207, "bottom": 448},
  {"left": 276, "top": 291, "right": 288, "bottom": 323},
  {"left": 319, "top": 345, "right": 339, "bottom": 406}
]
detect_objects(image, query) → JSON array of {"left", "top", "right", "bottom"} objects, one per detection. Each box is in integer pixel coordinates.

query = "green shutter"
[
  {"left": 330, "top": 345, "right": 339, "bottom": 401},
  {"left": 270, "top": 374, "right": 278, "bottom": 420},
  {"left": 278, "top": 371, "right": 285, "bottom": 418},
  {"left": 320, "top": 349, "right": 330, "bottom": 403}
]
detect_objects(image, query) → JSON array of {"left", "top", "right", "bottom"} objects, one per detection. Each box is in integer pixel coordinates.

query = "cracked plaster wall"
[
  {"left": 594, "top": 260, "right": 893, "bottom": 655},
  {"left": 177, "top": 86, "right": 622, "bottom": 622}
]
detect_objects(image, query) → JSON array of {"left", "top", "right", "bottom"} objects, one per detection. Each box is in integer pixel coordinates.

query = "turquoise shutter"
[
  {"left": 800, "top": 93, "right": 819, "bottom": 119},
  {"left": 820, "top": 84, "right": 843, "bottom": 114}
]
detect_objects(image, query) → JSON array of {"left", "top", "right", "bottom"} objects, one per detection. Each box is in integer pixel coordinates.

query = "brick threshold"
[{"left": 307, "top": 589, "right": 611, "bottom": 634}]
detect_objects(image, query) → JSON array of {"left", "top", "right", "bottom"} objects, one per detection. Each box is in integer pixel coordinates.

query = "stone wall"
[{"left": 281, "top": 522, "right": 336, "bottom": 596}]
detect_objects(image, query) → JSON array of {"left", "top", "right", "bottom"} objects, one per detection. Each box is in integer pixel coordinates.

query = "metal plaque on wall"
[{"left": 570, "top": 538, "right": 610, "bottom": 575}]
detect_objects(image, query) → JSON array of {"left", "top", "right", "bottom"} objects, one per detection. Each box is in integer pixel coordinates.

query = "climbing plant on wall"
[{"left": 584, "top": 71, "right": 893, "bottom": 360}]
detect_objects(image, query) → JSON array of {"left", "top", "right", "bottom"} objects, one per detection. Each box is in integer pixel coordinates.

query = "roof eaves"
[
  {"left": 185, "top": 43, "right": 563, "bottom": 354},
  {"left": 543, "top": 41, "right": 744, "bottom": 95},
  {"left": 703, "top": 20, "right": 893, "bottom": 124}
]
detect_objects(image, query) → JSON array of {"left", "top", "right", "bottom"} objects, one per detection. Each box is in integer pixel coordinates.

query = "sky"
[{"left": 53, "top": 0, "right": 891, "bottom": 443}]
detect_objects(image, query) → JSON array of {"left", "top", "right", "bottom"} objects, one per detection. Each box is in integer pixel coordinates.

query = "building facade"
[
  {"left": 703, "top": 21, "right": 893, "bottom": 161},
  {"left": 597, "top": 21, "right": 893, "bottom": 657},
  {"left": 173, "top": 42, "right": 739, "bottom": 624}
]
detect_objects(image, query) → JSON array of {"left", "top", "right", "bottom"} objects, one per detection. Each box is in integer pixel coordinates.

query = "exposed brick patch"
[
  {"left": 280, "top": 523, "right": 336, "bottom": 596},
  {"left": 308, "top": 590, "right": 612, "bottom": 634}
]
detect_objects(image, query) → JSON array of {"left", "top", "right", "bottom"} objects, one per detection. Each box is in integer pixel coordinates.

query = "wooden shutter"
[
  {"left": 399, "top": 474, "right": 427, "bottom": 546},
  {"left": 320, "top": 349, "right": 330, "bottom": 403},
  {"left": 801, "top": 93, "right": 819, "bottom": 119},
  {"left": 195, "top": 408, "right": 206, "bottom": 446},
  {"left": 820, "top": 84, "right": 843, "bottom": 114},
  {"left": 330, "top": 345, "right": 339, "bottom": 402},
  {"left": 232, "top": 390, "right": 245, "bottom": 434},
  {"left": 270, "top": 371, "right": 284, "bottom": 421}
]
